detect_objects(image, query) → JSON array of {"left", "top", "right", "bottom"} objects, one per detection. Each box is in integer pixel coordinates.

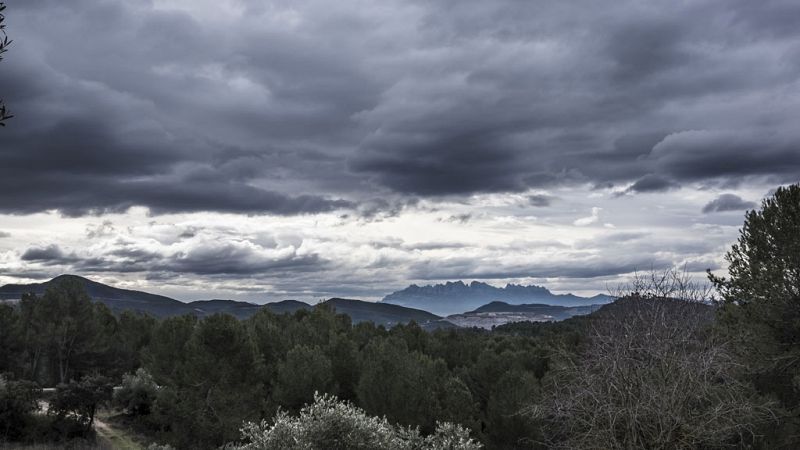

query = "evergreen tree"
[
  {"left": 150, "top": 314, "right": 264, "bottom": 448},
  {"left": 18, "top": 278, "right": 114, "bottom": 384},
  {"left": 710, "top": 183, "right": 800, "bottom": 443},
  {"left": 0, "top": 304, "right": 22, "bottom": 375},
  {"left": 357, "top": 338, "right": 450, "bottom": 432},
  {"left": 273, "top": 344, "right": 335, "bottom": 411}
]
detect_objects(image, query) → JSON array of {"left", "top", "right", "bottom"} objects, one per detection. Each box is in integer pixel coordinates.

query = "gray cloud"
[
  {"left": 440, "top": 214, "right": 472, "bottom": 224},
  {"left": 702, "top": 193, "right": 757, "bottom": 213},
  {"left": 86, "top": 221, "right": 115, "bottom": 239},
  {"left": 527, "top": 195, "right": 554, "bottom": 207}
]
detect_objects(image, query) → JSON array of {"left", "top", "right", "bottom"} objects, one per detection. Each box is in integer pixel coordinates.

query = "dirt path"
[
  {"left": 38, "top": 400, "right": 143, "bottom": 449},
  {"left": 93, "top": 414, "right": 144, "bottom": 450}
]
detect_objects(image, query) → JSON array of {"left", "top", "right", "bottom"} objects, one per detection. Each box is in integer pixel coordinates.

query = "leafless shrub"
[{"left": 530, "top": 268, "right": 775, "bottom": 449}]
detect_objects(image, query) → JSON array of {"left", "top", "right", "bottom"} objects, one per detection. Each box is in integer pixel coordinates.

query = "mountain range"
[
  {"left": 0, "top": 275, "right": 609, "bottom": 328},
  {"left": 0, "top": 275, "right": 439, "bottom": 327},
  {"left": 381, "top": 280, "right": 613, "bottom": 316}
]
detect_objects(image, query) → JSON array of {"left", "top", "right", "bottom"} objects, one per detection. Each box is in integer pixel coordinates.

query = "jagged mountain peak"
[{"left": 381, "top": 281, "right": 612, "bottom": 316}]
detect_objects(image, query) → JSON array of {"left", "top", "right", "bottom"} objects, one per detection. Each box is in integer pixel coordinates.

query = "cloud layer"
[{"left": 0, "top": 0, "right": 798, "bottom": 298}]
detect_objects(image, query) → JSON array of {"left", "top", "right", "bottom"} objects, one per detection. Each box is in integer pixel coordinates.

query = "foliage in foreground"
[{"left": 225, "top": 393, "right": 482, "bottom": 450}]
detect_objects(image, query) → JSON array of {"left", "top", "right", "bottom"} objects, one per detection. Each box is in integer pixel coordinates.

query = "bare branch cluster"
[
  {"left": 529, "top": 293, "right": 775, "bottom": 449},
  {"left": 609, "top": 265, "right": 715, "bottom": 303}
]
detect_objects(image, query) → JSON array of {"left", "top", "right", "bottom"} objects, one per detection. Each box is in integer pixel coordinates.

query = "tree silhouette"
[{"left": 0, "top": 2, "right": 12, "bottom": 126}]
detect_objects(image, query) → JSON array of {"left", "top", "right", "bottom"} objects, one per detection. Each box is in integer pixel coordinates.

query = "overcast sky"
[{"left": 1, "top": 0, "right": 798, "bottom": 302}]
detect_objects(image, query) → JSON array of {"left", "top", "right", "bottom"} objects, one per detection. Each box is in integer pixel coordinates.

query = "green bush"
[{"left": 114, "top": 368, "right": 159, "bottom": 416}]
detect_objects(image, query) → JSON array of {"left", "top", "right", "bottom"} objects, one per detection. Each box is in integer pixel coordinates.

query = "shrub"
[
  {"left": 0, "top": 375, "right": 41, "bottom": 440},
  {"left": 226, "top": 393, "right": 481, "bottom": 450},
  {"left": 50, "top": 375, "right": 114, "bottom": 434}
]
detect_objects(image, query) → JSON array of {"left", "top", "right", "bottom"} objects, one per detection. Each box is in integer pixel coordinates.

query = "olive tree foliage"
[
  {"left": 530, "top": 269, "right": 775, "bottom": 449},
  {"left": 226, "top": 393, "right": 482, "bottom": 450},
  {"left": 0, "top": 2, "right": 12, "bottom": 126}
]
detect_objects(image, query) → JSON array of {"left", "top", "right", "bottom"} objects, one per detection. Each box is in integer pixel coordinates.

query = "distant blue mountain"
[{"left": 381, "top": 281, "right": 613, "bottom": 316}]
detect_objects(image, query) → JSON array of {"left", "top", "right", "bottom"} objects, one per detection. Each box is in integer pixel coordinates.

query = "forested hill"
[
  {"left": 382, "top": 280, "right": 613, "bottom": 316},
  {"left": 0, "top": 275, "right": 441, "bottom": 326},
  {"left": 0, "top": 274, "right": 196, "bottom": 317}
]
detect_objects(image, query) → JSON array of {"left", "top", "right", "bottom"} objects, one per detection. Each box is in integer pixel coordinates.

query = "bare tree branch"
[{"left": 0, "top": 2, "right": 13, "bottom": 126}]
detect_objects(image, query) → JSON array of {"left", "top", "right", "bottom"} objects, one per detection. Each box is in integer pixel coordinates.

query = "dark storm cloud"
[
  {"left": 18, "top": 239, "right": 327, "bottom": 278},
  {"left": 0, "top": 231, "right": 10, "bottom": 238},
  {"left": 623, "top": 174, "right": 679, "bottom": 194},
  {"left": 1, "top": 0, "right": 799, "bottom": 212},
  {"left": 347, "top": 0, "right": 800, "bottom": 195},
  {"left": 649, "top": 131, "right": 800, "bottom": 183},
  {"left": 160, "top": 243, "right": 325, "bottom": 276},
  {"left": 21, "top": 244, "right": 80, "bottom": 264},
  {"left": 702, "top": 194, "right": 757, "bottom": 213}
]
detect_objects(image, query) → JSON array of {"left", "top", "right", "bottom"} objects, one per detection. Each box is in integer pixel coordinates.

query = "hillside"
[
  {"left": 188, "top": 299, "right": 264, "bottom": 319},
  {"left": 320, "top": 298, "right": 441, "bottom": 327},
  {"left": 188, "top": 299, "right": 314, "bottom": 319},
  {"left": 0, "top": 274, "right": 196, "bottom": 317},
  {"left": 382, "top": 281, "right": 613, "bottom": 316}
]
